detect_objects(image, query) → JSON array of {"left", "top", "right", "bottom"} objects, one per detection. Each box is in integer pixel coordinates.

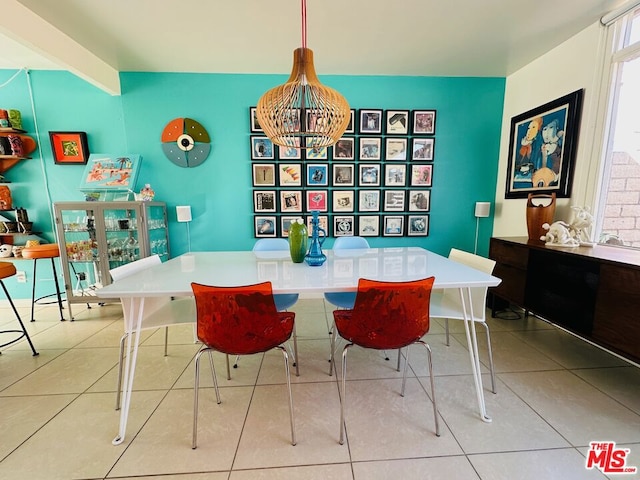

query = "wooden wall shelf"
[{"left": 0, "top": 128, "right": 36, "bottom": 173}]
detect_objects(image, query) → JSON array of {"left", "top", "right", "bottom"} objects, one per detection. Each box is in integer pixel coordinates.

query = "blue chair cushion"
[
  {"left": 274, "top": 293, "right": 299, "bottom": 311},
  {"left": 324, "top": 292, "right": 356, "bottom": 309}
]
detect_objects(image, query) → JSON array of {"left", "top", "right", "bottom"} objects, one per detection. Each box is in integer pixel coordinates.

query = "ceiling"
[{"left": 0, "top": 0, "right": 627, "bottom": 94}]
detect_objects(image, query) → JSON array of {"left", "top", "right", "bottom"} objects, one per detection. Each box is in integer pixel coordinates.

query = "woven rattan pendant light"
[{"left": 256, "top": 0, "right": 350, "bottom": 149}]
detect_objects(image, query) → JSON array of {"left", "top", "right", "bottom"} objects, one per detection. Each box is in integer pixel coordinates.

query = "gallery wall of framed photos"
[{"left": 250, "top": 107, "right": 435, "bottom": 239}]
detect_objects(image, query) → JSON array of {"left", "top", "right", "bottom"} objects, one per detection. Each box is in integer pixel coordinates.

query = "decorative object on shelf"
[
  {"left": 161, "top": 117, "right": 211, "bottom": 168},
  {"left": 568, "top": 205, "right": 594, "bottom": 244},
  {"left": 2, "top": 221, "right": 17, "bottom": 233},
  {"left": 0, "top": 185, "right": 12, "bottom": 210},
  {"left": 0, "top": 136, "right": 11, "bottom": 155},
  {"left": 49, "top": 132, "right": 89, "bottom": 164},
  {"left": 0, "top": 110, "right": 9, "bottom": 128},
  {"left": 25, "top": 239, "right": 40, "bottom": 248},
  {"left": 540, "top": 221, "right": 580, "bottom": 247},
  {"left": 288, "top": 218, "right": 308, "bottom": 263},
  {"left": 0, "top": 244, "right": 12, "bottom": 257},
  {"left": 11, "top": 245, "right": 24, "bottom": 258},
  {"left": 19, "top": 221, "right": 33, "bottom": 234},
  {"left": 139, "top": 184, "right": 155, "bottom": 201},
  {"left": 505, "top": 89, "right": 583, "bottom": 199},
  {"left": 79, "top": 153, "right": 141, "bottom": 192},
  {"left": 305, "top": 211, "right": 327, "bottom": 266},
  {"left": 7, "top": 135, "right": 23, "bottom": 157},
  {"left": 16, "top": 207, "right": 28, "bottom": 223},
  {"left": 8, "top": 109, "right": 22, "bottom": 130},
  {"left": 526, "top": 193, "right": 556, "bottom": 241},
  {"left": 256, "top": 0, "right": 350, "bottom": 148},
  {"left": 474, "top": 201, "right": 491, "bottom": 254}
]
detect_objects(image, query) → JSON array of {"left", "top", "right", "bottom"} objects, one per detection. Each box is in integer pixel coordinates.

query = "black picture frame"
[
  {"left": 411, "top": 110, "right": 436, "bottom": 135},
  {"left": 333, "top": 137, "right": 355, "bottom": 160},
  {"left": 252, "top": 163, "right": 276, "bottom": 187},
  {"left": 250, "top": 135, "right": 275, "bottom": 160},
  {"left": 255, "top": 216, "right": 277, "bottom": 237},
  {"left": 385, "top": 137, "right": 408, "bottom": 160},
  {"left": 411, "top": 137, "right": 434, "bottom": 161},
  {"left": 408, "top": 215, "right": 429, "bottom": 236},
  {"left": 385, "top": 110, "right": 410, "bottom": 135},
  {"left": 249, "top": 107, "right": 263, "bottom": 133},
  {"left": 344, "top": 109, "right": 356, "bottom": 134},
  {"left": 358, "top": 109, "right": 383, "bottom": 134},
  {"left": 253, "top": 190, "right": 277, "bottom": 212},
  {"left": 49, "top": 131, "right": 89, "bottom": 164},
  {"left": 383, "top": 215, "right": 404, "bottom": 236},
  {"left": 334, "top": 215, "right": 355, "bottom": 236},
  {"left": 505, "top": 89, "right": 583, "bottom": 199}
]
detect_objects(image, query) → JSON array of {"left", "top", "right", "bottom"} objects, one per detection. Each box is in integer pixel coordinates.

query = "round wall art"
[{"left": 161, "top": 117, "right": 211, "bottom": 167}]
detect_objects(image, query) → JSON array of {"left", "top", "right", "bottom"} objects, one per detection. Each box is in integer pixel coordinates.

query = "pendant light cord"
[{"left": 301, "top": 0, "right": 307, "bottom": 49}]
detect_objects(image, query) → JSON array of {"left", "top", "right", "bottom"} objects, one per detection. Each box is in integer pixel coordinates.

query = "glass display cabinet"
[{"left": 53, "top": 201, "right": 169, "bottom": 316}]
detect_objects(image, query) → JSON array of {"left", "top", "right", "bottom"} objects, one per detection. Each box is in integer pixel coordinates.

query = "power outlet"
[{"left": 16, "top": 271, "right": 26, "bottom": 283}]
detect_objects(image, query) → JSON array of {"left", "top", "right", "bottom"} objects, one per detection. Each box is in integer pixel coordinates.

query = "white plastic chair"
[
  {"left": 429, "top": 248, "right": 498, "bottom": 393},
  {"left": 324, "top": 236, "right": 370, "bottom": 309},
  {"left": 111, "top": 255, "right": 196, "bottom": 409}
]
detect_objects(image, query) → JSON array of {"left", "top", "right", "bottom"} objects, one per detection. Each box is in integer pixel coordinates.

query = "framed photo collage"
[{"left": 250, "top": 107, "right": 436, "bottom": 238}]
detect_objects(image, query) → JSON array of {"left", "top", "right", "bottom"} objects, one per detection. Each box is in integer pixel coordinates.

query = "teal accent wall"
[{"left": 0, "top": 69, "right": 504, "bottom": 298}]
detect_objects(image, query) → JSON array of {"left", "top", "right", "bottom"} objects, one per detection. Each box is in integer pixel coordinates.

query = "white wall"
[{"left": 493, "top": 22, "right": 609, "bottom": 237}]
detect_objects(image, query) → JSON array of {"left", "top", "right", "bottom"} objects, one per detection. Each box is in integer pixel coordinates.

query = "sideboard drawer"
[{"left": 489, "top": 239, "right": 529, "bottom": 270}]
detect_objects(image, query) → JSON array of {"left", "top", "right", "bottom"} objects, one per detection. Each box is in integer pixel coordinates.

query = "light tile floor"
[{"left": 1, "top": 297, "right": 640, "bottom": 479}]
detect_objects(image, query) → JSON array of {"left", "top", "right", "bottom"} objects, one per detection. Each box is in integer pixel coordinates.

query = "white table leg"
[
  {"left": 458, "top": 287, "right": 491, "bottom": 423},
  {"left": 112, "top": 296, "right": 145, "bottom": 445}
]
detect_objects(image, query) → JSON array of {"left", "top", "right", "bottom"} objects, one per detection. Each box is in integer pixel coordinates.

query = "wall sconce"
[
  {"left": 176, "top": 205, "right": 192, "bottom": 253},
  {"left": 474, "top": 201, "right": 491, "bottom": 254}
]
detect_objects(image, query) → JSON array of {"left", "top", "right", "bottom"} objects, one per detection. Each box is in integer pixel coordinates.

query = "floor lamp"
[
  {"left": 176, "top": 205, "right": 192, "bottom": 253},
  {"left": 474, "top": 202, "right": 491, "bottom": 254}
]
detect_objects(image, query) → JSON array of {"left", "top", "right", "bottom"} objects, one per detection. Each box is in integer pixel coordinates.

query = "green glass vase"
[{"left": 288, "top": 218, "right": 308, "bottom": 263}]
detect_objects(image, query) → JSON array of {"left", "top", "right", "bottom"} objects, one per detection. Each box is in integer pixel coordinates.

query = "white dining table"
[{"left": 97, "top": 247, "right": 501, "bottom": 445}]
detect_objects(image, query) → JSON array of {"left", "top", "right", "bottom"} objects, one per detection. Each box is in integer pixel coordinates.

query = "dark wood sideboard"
[{"left": 489, "top": 236, "right": 640, "bottom": 364}]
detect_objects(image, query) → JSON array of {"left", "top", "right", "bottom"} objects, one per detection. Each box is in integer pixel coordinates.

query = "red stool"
[
  {"left": 21, "top": 243, "right": 66, "bottom": 322},
  {"left": 0, "top": 261, "right": 38, "bottom": 355}
]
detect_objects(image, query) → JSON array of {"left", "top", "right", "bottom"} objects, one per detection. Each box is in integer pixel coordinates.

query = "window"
[{"left": 596, "top": 8, "right": 640, "bottom": 247}]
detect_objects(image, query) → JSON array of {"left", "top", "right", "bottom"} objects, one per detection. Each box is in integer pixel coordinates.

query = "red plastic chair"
[
  {"left": 191, "top": 281, "right": 296, "bottom": 449},
  {"left": 333, "top": 277, "right": 440, "bottom": 444}
]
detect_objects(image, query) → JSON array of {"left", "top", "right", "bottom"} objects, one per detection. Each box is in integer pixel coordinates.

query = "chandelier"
[{"left": 256, "top": 0, "right": 351, "bottom": 149}]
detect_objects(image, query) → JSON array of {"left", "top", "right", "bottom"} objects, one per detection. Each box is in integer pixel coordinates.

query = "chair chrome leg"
[
  {"left": 115, "top": 333, "right": 127, "bottom": 410},
  {"left": 339, "top": 343, "right": 352, "bottom": 445},
  {"left": 292, "top": 325, "right": 299, "bottom": 377},
  {"left": 163, "top": 326, "right": 169, "bottom": 357},
  {"left": 208, "top": 350, "right": 221, "bottom": 403},
  {"left": 193, "top": 347, "right": 220, "bottom": 450},
  {"left": 225, "top": 353, "right": 231, "bottom": 380},
  {"left": 396, "top": 348, "right": 402, "bottom": 372},
  {"left": 445, "top": 318, "right": 450, "bottom": 346},
  {"left": 233, "top": 355, "right": 240, "bottom": 369},
  {"left": 192, "top": 348, "right": 204, "bottom": 449},
  {"left": 481, "top": 322, "right": 496, "bottom": 393},
  {"left": 418, "top": 340, "right": 440, "bottom": 437},
  {"left": 276, "top": 345, "right": 296, "bottom": 446},
  {"left": 328, "top": 320, "right": 336, "bottom": 376},
  {"left": 401, "top": 346, "right": 411, "bottom": 396}
]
